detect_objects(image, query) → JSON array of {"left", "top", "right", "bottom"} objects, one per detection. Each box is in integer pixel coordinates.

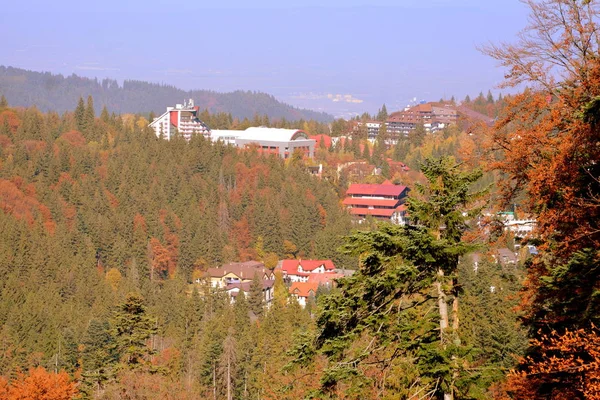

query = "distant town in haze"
[{"left": 0, "top": 1, "right": 598, "bottom": 400}]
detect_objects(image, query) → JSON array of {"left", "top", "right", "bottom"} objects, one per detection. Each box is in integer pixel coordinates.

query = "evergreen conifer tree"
[
  {"left": 315, "top": 157, "right": 487, "bottom": 399},
  {"left": 376, "top": 104, "right": 388, "bottom": 121},
  {"left": 248, "top": 275, "right": 264, "bottom": 318},
  {"left": 81, "top": 319, "right": 117, "bottom": 398},
  {"left": 111, "top": 293, "right": 158, "bottom": 371},
  {"left": 74, "top": 97, "right": 86, "bottom": 131}
]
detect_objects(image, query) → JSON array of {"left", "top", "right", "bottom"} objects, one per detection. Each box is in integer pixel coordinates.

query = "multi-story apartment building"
[
  {"left": 150, "top": 102, "right": 316, "bottom": 159},
  {"left": 365, "top": 121, "right": 382, "bottom": 141},
  {"left": 343, "top": 181, "right": 410, "bottom": 224},
  {"left": 149, "top": 99, "right": 211, "bottom": 141},
  {"left": 386, "top": 103, "right": 458, "bottom": 140}
]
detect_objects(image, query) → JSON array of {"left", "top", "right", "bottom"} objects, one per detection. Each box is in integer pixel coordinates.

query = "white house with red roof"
[
  {"left": 289, "top": 282, "right": 319, "bottom": 308},
  {"left": 278, "top": 259, "right": 336, "bottom": 283},
  {"left": 344, "top": 180, "right": 409, "bottom": 224}
]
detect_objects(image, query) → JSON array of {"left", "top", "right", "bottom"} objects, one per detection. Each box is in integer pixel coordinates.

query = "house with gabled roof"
[
  {"left": 278, "top": 259, "right": 336, "bottom": 283},
  {"left": 289, "top": 282, "right": 319, "bottom": 308},
  {"left": 204, "top": 261, "right": 275, "bottom": 288}
]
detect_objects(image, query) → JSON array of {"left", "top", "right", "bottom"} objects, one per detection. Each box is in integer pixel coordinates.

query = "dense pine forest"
[
  {"left": 0, "top": 96, "right": 528, "bottom": 398},
  {"left": 0, "top": 95, "right": 358, "bottom": 397},
  {"left": 1, "top": 1, "right": 600, "bottom": 399}
]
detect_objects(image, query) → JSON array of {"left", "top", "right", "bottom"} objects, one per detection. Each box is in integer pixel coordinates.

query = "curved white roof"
[{"left": 238, "top": 127, "right": 309, "bottom": 142}]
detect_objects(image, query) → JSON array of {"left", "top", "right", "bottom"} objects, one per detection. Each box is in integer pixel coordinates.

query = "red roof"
[
  {"left": 310, "top": 134, "right": 332, "bottom": 148},
  {"left": 346, "top": 183, "right": 408, "bottom": 197},
  {"left": 307, "top": 273, "right": 343, "bottom": 285},
  {"left": 343, "top": 198, "right": 400, "bottom": 207},
  {"left": 350, "top": 208, "right": 396, "bottom": 217},
  {"left": 281, "top": 259, "right": 335, "bottom": 274},
  {"left": 289, "top": 282, "right": 319, "bottom": 298}
]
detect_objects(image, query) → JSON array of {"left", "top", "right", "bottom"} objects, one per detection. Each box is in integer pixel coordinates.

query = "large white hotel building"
[{"left": 149, "top": 100, "right": 315, "bottom": 159}]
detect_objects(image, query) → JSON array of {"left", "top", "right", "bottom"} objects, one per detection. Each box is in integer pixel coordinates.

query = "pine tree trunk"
[
  {"left": 436, "top": 269, "right": 449, "bottom": 338},
  {"left": 213, "top": 363, "right": 217, "bottom": 400},
  {"left": 227, "top": 354, "right": 232, "bottom": 400},
  {"left": 437, "top": 268, "right": 452, "bottom": 400},
  {"left": 452, "top": 295, "right": 459, "bottom": 332}
]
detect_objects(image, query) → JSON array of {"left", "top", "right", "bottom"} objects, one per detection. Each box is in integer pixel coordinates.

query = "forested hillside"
[
  {"left": 1, "top": 1, "right": 599, "bottom": 398},
  {"left": 0, "top": 98, "right": 359, "bottom": 397},
  {"left": 0, "top": 66, "right": 333, "bottom": 122},
  {"left": 0, "top": 96, "right": 530, "bottom": 399}
]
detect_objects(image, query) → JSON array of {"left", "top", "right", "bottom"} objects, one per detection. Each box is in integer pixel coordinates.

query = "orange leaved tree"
[
  {"left": 483, "top": 0, "right": 600, "bottom": 398},
  {"left": 3, "top": 366, "right": 77, "bottom": 400}
]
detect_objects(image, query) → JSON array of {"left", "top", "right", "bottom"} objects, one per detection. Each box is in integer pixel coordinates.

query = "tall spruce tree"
[
  {"left": 74, "top": 97, "right": 86, "bottom": 132},
  {"left": 111, "top": 293, "right": 158, "bottom": 371},
  {"left": 80, "top": 319, "right": 117, "bottom": 398},
  {"left": 315, "top": 157, "right": 487, "bottom": 399},
  {"left": 376, "top": 104, "right": 388, "bottom": 121},
  {"left": 84, "top": 95, "right": 95, "bottom": 138},
  {"left": 248, "top": 274, "right": 264, "bottom": 318}
]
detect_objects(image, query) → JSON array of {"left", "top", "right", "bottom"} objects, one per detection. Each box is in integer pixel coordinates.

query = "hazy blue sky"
[{"left": 1, "top": 0, "right": 528, "bottom": 117}]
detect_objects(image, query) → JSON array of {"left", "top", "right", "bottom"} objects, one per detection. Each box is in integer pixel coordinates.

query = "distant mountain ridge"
[{"left": 0, "top": 66, "right": 333, "bottom": 122}]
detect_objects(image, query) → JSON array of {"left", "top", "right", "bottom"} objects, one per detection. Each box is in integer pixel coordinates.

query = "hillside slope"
[{"left": 0, "top": 66, "right": 333, "bottom": 122}]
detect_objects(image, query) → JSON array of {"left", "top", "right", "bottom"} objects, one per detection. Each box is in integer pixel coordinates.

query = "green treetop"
[
  {"left": 314, "top": 157, "right": 487, "bottom": 399},
  {"left": 111, "top": 293, "right": 158, "bottom": 372}
]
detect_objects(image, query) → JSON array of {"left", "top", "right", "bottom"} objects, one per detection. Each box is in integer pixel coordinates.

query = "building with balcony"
[
  {"left": 344, "top": 180, "right": 410, "bottom": 224},
  {"left": 386, "top": 103, "right": 458, "bottom": 139},
  {"left": 149, "top": 99, "right": 211, "bottom": 141}
]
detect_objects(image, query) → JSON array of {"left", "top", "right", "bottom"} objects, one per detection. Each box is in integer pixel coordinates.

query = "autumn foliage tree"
[
  {"left": 1, "top": 367, "right": 77, "bottom": 400},
  {"left": 503, "top": 325, "right": 600, "bottom": 400},
  {"left": 483, "top": 0, "right": 600, "bottom": 397}
]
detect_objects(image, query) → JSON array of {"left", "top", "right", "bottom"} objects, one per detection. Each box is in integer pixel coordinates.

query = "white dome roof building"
[{"left": 212, "top": 127, "right": 315, "bottom": 159}]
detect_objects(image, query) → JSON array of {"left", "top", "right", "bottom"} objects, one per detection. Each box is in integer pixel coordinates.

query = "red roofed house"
[
  {"left": 279, "top": 259, "right": 336, "bottom": 283},
  {"left": 344, "top": 180, "right": 409, "bottom": 224},
  {"left": 289, "top": 282, "right": 319, "bottom": 308}
]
